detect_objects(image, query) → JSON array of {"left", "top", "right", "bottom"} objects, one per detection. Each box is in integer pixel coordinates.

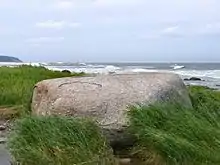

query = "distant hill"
[{"left": 0, "top": 56, "right": 22, "bottom": 62}]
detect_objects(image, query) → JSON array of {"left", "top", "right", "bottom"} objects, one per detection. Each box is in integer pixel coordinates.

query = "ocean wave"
[
  {"left": 45, "top": 65, "right": 121, "bottom": 74},
  {"left": 170, "top": 64, "right": 185, "bottom": 70},
  {"left": 45, "top": 65, "right": 220, "bottom": 79},
  {"left": 1, "top": 62, "right": 220, "bottom": 80},
  {"left": 86, "top": 64, "right": 105, "bottom": 68},
  {"left": 172, "top": 70, "right": 220, "bottom": 79},
  {"left": 0, "top": 62, "right": 47, "bottom": 67},
  {"left": 47, "top": 62, "right": 84, "bottom": 66},
  {"left": 128, "top": 68, "right": 159, "bottom": 73}
]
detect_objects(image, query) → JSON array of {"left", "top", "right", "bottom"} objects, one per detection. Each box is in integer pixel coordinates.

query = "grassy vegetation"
[
  {"left": 0, "top": 65, "right": 84, "bottom": 119},
  {"left": 3, "top": 65, "right": 220, "bottom": 164},
  {"left": 128, "top": 86, "right": 220, "bottom": 165},
  {"left": 8, "top": 116, "right": 116, "bottom": 165}
]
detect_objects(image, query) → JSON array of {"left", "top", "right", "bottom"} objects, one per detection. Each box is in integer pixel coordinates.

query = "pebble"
[
  {"left": 0, "top": 125, "right": 6, "bottom": 131},
  {"left": 119, "top": 158, "right": 131, "bottom": 165},
  {"left": 0, "top": 137, "right": 7, "bottom": 144},
  {"left": 118, "top": 158, "right": 146, "bottom": 165}
]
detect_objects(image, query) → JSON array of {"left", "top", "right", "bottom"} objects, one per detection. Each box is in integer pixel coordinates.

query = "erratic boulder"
[{"left": 31, "top": 73, "right": 192, "bottom": 148}]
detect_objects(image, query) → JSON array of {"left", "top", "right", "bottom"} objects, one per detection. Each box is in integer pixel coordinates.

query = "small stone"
[
  {"left": 119, "top": 158, "right": 131, "bottom": 165},
  {"left": 184, "top": 77, "right": 202, "bottom": 81},
  {"left": 190, "top": 77, "right": 202, "bottom": 81},
  {"left": 0, "top": 125, "right": 6, "bottom": 131},
  {"left": 0, "top": 137, "right": 7, "bottom": 144},
  {"left": 61, "top": 70, "right": 71, "bottom": 74}
]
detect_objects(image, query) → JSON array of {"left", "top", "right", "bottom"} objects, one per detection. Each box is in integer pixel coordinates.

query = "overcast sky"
[{"left": 0, "top": 0, "right": 220, "bottom": 62}]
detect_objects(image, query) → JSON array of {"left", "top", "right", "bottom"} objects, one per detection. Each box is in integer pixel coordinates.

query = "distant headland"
[{"left": 0, "top": 56, "right": 22, "bottom": 62}]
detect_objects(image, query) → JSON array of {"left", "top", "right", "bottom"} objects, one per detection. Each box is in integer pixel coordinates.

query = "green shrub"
[
  {"left": 0, "top": 65, "right": 84, "bottom": 118},
  {"left": 7, "top": 116, "right": 116, "bottom": 165}
]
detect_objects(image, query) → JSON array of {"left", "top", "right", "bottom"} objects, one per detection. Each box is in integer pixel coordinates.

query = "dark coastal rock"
[
  {"left": 31, "top": 73, "right": 192, "bottom": 149},
  {"left": 61, "top": 70, "right": 71, "bottom": 74},
  {"left": 184, "top": 77, "right": 202, "bottom": 81}
]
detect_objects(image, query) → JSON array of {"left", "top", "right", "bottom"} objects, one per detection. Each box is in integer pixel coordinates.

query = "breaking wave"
[{"left": 1, "top": 62, "right": 220, "bottom": 80}]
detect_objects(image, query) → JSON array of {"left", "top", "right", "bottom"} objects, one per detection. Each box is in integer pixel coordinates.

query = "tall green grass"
[
  {"left": 4, "top": 65, "right": 220, "bottom": 165},
  {"left": 0, "top": 65, "right": 84, "bottom": 119},
  {"left": 128, "top": 86, "right": 220, "bottom": 165},
  {"left": 8, "top": 116, "right": 116, "bottom": 165}
]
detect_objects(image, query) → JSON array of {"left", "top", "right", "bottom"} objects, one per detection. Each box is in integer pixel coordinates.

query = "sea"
[{"left": 0, "top": 62, "right": 220, "bottom": 89}]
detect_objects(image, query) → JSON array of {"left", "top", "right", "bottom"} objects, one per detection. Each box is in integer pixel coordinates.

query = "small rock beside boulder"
[
  {"left": 184, "top": 77, "right": 203, "bottom": 81},
  {"left": 31, "top": 73, "right": 192, "bottom": 149},
  {"left": 0, "top": 138, "right": 6, "bottom": 144},
  {"left": 0, "top": 125, "right": 6, "bottom": 131},
  {"left": 61, "top": 70, "right": 71, "bottom": 74}
]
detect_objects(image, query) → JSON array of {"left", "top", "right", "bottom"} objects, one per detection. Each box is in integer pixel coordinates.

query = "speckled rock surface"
[{"left": 32, "top": 73, "right": 192, "bottom": 147}]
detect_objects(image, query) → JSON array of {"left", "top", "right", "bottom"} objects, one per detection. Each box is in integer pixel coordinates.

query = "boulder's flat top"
[
  {"left": 38, "top": 72, "right": 182, "bottom": 89},
  {"left": 41, "top": 72, "right": 179, "bottom": 82}
]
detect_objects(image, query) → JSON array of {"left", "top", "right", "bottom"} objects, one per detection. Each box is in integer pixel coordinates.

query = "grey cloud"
[
  {"left": 0, "top": 0, "right": 220, "bottom": 61},
  {"left": 26, "top": 37, "right": 65, "bottom": 43},
  {"left": 35, "top": 20, "right": 81, "bottom": 29}
]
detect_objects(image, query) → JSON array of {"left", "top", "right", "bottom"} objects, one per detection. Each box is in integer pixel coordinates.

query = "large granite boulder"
[{"left": 31, "top": 73, "right": 192, "bottom": 148}]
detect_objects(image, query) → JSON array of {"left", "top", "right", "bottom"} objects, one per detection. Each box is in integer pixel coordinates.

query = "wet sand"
[{"left": 0, "top": 145, "right": 10, "bottom": 165}]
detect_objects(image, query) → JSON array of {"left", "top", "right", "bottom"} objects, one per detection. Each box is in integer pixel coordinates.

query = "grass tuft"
[
  {"left": 0, "top": 65, "right": 84, "bottom": 118},
  {"left": 7, "top": 116, "right": 116, "bottom": 165},
  {"left": 128, "top": 86, "right": 220, "bottom": 165}
]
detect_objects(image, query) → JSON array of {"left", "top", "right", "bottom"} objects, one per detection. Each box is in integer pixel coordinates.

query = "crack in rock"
[{"left": 58, "top": 81, "right": 102, "bottom": 88}]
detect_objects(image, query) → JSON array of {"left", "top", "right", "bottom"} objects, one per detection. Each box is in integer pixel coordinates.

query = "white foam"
[
  {"left": 129, "top": 68, "right": 159, "bottom": 73},
  {"left": 28, "top": 62, "right": 46, "bottom": 67},
  {"left": 170, "top": 64, "right": 185, "bottom": 70},
  {"left": 45, "top": 66, "right": 63, "bottom": 71},
  {"left": 46, "top": 65, "right": 121, "bottom": 74},
  {"left": 0, "top": 62, "right": 46, "bottom": 67},
  {"left": 1, "top": 62, "right": 220, "bottom": 80},
  {"left": 0, "top": 62, "right": 23, "bottom": 66},
  {"left": 104, "top": 65, "right": 121, "bottom": 72},
  {"left": 172, "top": 70, "right": 220, "bottom": 79},
  {"left": 79, "top": 63, "right": 86, "bottom": 66}
]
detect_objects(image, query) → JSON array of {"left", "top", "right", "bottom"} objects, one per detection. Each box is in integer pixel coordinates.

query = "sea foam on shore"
[{"left": 1, "top": 62, "right": 220, "bottom": 89}]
